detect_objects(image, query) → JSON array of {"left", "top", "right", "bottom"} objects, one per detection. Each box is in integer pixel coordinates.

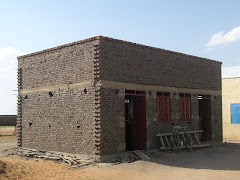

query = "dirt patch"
[
  {"left": 0, "top": 136, "right": 17, "bottom": 144},
  {"left": 0, "top": 153, "right": 240, "bottom": 180},
  {"left": 0, "top": 136, "right": 17, "bottom": 157},
  {"left": 1, "top": 139, "right": 240, "bottom": 180},
  {"left": 0, "top": 160, "right": 6, "bottom": 175},
  {"left": 0, "top": 157, "right": 132, "bottom": 180},
  {"left": 0, "top": 126, "right": 15, "bottom": 136}
]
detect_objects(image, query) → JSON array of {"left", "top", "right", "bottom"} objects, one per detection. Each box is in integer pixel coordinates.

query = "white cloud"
[
  {"left": 0, "top": 47, "right": 23, "bottom": 61},
  {"left": 206, "top": 26, "right": 240, "bottom": 47}
]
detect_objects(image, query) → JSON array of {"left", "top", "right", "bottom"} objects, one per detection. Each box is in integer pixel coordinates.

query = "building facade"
[
  {"left": 222, "top": 67, "right": 240, "bottom": 141},
  {"left": 17, "top": 36, "right": 222, "bottom": 156}
]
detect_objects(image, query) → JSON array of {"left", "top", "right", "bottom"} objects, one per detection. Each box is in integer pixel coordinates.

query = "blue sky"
[{"left": 1, "top": 0, "right": 240, "bottom": 114}]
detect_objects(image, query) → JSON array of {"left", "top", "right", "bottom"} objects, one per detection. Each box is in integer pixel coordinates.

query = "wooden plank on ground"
[
  {"left": 160, "top": 147, "right": 171, "bottom": 150},
  {"left": 133, "top": 150, "right": 151, "bottom": 160},
  {"left": 192, "top": 144, "right": 210, "bottom": 148}
]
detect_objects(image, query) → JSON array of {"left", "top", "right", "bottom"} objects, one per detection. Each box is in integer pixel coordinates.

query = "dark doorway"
[
  {"left": 125, "top": 90, "right": 146, "bottom": 150},
  {"left": 198, "top": 95, "right": 212, "bottom": 141}
]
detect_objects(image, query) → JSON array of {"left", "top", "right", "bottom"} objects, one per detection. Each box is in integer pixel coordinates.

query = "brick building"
[{"left": 17, "top": 36, "right": 222, "bottom": 156}]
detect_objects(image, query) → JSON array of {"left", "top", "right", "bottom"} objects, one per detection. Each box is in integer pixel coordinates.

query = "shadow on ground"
[{"left": 148, "top": 144, "right": 240, "bottom": 171}]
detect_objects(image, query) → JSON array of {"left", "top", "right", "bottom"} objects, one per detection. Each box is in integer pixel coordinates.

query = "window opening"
[{"left": 230, "top": 103, "right": 240, "bottom": 123}]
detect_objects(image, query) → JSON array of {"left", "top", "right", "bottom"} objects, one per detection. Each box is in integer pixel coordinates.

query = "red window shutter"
[
  {"left": 179, "top": 96, "right": 184, "bottom": 121},
  {"left": 186, "top": 96, "right": 191, "bottom": 121},
  {"left": 166, "top": 95, "right": 171, "bottom": 122},
  {"left": 179, "top": 94, "right": 191, "bottom": 121},
  {"left": 156, "top": 93, "right": 171, "bottom": 122},
  {"left": 157, "top": 96, "right": 160, "bottom": 122},
  {"left": 159, "top": 96, "right": 164, "bottom": 122}
]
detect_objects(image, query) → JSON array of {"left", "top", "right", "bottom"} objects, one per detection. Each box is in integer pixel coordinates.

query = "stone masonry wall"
[
  {"left": 211, "top": 95, "right": 222, "bottom": 141},
  {"left": 99, "top": 37, "right": 221, "bottom": 91},
  {"left": 97, "top": 37, "right": 222, "bottom": 154},
  {"left": 17, "top": 38, "right": 100, "bottom": 155},
  {"left": 21, "top": 87, "right": 97, "bottom": 154},
  {"left": 17, "top": 36, "right": 222, "bottom": 156},
  {"left": 147, "top": 92, "right": 222, "bottom": 149},
  {"left": 99, "top": 88, "right": 125, "bottom": 155},
  {"left": 100, "top": 88, "right": 222, "bottom": 155},
  {"left": 18, "top": 40, "right": 98, "bottom": 89}
]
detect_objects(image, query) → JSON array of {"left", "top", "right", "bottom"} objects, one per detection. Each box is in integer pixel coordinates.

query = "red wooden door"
[
  {"left": 200, "top": 99, "right": 212, "bottom": 141},
  {"left": 132, "top": 96, "right": 146, "bottom": 149}
]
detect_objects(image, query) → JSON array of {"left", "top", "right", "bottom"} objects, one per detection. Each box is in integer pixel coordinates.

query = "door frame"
[
  {"left": 124, "top": 89, "right": 146, "bottom": 150},
  {"left": 198, "top": 94, "right": 212, "bottom": 141}
]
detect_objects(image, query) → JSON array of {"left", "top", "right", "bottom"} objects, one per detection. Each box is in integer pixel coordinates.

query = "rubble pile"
[
  {"left": 10, "top": 148, "right": 141, "bottom": 167},
  {"left": 16, "top": 148, "right": 98, "bottom": 167}
]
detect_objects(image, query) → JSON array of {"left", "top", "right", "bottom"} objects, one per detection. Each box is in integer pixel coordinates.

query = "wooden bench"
[{"left": 156, "top": 130, "right": 209, "bottom": 150}]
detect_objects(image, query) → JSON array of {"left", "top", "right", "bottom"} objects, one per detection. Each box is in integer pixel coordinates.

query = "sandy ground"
[
  {"left": 1, "top": 136, "right": 240, "bottom": 180},
  {"left": 0, "top": 126, "right": 15, "bottom": 136}
]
